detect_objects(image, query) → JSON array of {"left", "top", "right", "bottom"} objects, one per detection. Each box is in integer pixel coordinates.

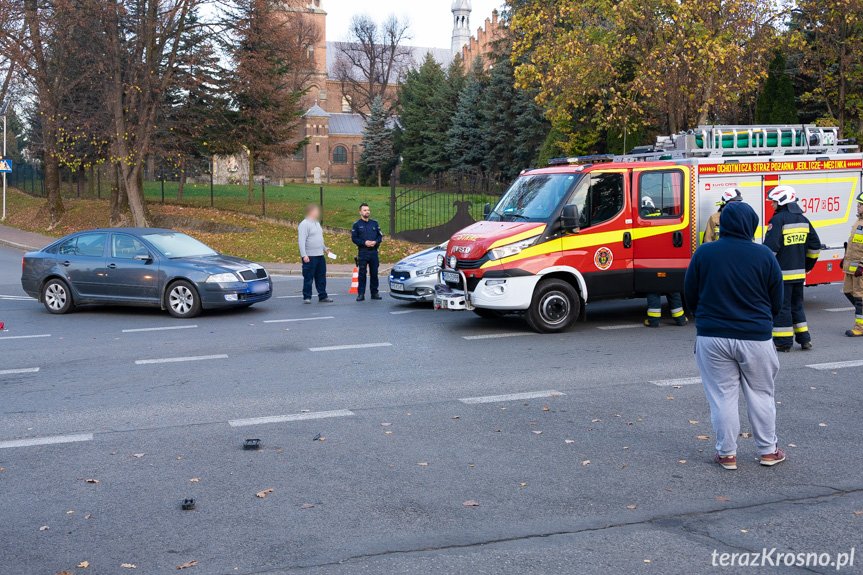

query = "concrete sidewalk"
[{"left": 0, "top": 224, "right": 386, "bottom": 277}]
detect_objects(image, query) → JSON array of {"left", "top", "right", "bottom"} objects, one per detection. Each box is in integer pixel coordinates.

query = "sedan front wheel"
[
  {"left": 42, "top": 278, "right": 74, "bottom": 314},
  {"left": 166, "top": 280, "right": 202, "bottom": 318}
]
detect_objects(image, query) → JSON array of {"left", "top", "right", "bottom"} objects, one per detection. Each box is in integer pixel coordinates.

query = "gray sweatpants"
[{"left": 694, "top": 336, "right": 779, "bottom": 456}]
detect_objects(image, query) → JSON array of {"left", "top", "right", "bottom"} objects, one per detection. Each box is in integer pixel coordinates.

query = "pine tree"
[
  {"left": 446, "top": 57, "right": 488, "bottom": 172},
  {"left": 398, "top": 54, "right": 446, "bottom": 177},
  {"left": 770, "top": 75, "right": 798, "bottom": 124},
  {"left": 360, "top": 96, "right": 394, "bottom": 187},
  {"left": 756, "top": 53, "right": 798, "bottom": 124},
  {"left": 426, "top": 56, "right": 466, "bottom": 173}
]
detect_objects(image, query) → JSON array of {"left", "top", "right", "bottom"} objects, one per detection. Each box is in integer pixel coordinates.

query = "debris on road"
[
  {"left": 182, "top": 499, "right": 195, "bottom": 510},
  {"left": 243, "top": 439, "right": 261, "bottom": 450},
  {"left": 177, "top": 560, "right": 198, "bottom": 569},
  {"left": 462, "top": 500, "right": 479, "bottom": 507},
  {"left": 300, "top": 503, "right": 315, "bottom": 509},
  {"left": 256, "top": 489, "right": 274, "bottom": 499}
]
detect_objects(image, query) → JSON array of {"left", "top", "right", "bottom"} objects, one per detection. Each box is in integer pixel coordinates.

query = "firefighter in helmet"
[
  {"left": 640, "top": 196, "right": 661, "bottom": 218},
  {"left": 640, "top": 195, "right": 686, "bottom": 327},
  {"left": 703, "top": 188, "right": 743, "bottom": 243},
  {"left": 763, "top": 185, "right": 821, "bottom": 351},
  {"left": 841, "top": 191, "right": 863, "bottom": 337}
]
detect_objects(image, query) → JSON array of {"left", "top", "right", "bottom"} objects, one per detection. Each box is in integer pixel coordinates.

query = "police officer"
[
  {"left": 351, "top": 202, "right": 383, "bottom": 301},
  {"left": 703, "top": 188, "right": 743, "bottom": 243},
  {"left": 763, "top": 186, "right": 821, "bottom": 351},
  {"left": 841, "top": 191, "right": 863, "bottom": 337}
]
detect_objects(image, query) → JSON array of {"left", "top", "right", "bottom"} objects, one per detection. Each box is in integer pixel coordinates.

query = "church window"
[{"left": 333, "top": 145, "right": 348, "bottom": 165}]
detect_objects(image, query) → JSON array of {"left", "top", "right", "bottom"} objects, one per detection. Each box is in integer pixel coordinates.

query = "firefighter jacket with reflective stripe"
[
  {"left": 763, "top": 203, "right": 821, "bottom": 283},
  {"left": 843, "top": 215, "right": 863, "bottom": 275},
  {"left": 703, "top": 211, "right": 721, "bottom": 243}
]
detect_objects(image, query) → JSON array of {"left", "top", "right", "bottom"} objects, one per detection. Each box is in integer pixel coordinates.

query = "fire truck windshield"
[{"left": 489, "top": 173, "right": 580, "bottom": 222}]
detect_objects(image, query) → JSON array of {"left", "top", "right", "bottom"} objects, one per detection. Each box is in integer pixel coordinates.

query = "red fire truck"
[{"left": 434, "top": 124, "right": 862, "bottom": 332}]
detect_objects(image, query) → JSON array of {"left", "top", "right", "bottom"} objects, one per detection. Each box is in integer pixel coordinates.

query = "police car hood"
[
  {"left": 719, "top": 201, "right": 759, "bottom": 240},
  {"left": 446, "top": 221, "right": 546, "bottom": 261}
]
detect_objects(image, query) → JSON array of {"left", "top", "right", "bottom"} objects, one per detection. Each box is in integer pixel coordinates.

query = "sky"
[{"left": 322, "top": 0, "right": 506, "bottom": 49}]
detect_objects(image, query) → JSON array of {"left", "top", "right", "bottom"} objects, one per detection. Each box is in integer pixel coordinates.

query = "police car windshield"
[{"left": 489, "top": 174, "right": 580, "bottom": 222}]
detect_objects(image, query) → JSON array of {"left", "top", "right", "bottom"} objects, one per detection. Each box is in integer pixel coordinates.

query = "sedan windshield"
[
  {"left": 142, "top": 232, "right": 218, "bottom": 259},
  {"left": 488, "top": 173, "right": 580, "bottom": 222}
]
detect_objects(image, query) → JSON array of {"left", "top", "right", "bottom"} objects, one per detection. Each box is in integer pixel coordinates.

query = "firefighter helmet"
[
  {"left": 716, "top": 188, "right": 743, "bottom": 206},
  {"left": 856, "top": 190, "right": 863, "bottom": 204},
  {"left": 768, "top": 185, "right": 797, "bottom": 206},
  {"left": 641, "top": 196, "right": 656, "bottom": 209}
]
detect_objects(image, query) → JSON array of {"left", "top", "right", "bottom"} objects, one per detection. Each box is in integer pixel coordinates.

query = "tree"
[
  {"left": 510, "top": 0, "right": 780, "bottom": 138},
  {"left": 333, "top": 14, "right": 413, "bottom": 116},
  {"left": 756, "top": 52, "right": 798, "bottom": 124},
  {"left": 216, "top": 0, "right": 312, "bottom": 204},
  {"left": 359, "top": 96, "right": 393, "bottom": 187},
  {"left": 446, "top": 58, "right": 488, "bottom": 172},
  {"left": 398, "top": 54, "right": 447, "bottom": 176}
]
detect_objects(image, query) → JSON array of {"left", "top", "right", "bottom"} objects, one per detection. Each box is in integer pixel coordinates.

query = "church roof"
[
  {"left": 329, "top": 113, "right": 364, "bottom": 136},
  {"left": 325, "top": 42, "right": 454, "bottom": 81},
  {"left": 303, "top": 103, "right": 330, "bottom": 118}
]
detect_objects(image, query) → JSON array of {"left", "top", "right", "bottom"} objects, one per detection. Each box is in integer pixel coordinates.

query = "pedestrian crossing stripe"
[{"left": 0, "top": 159, "right": 11, "bottom": 173}]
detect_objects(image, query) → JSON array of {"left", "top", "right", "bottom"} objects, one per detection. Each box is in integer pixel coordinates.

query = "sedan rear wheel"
[
  {"left": 166, "top": 280, "right": 202, "bottom": 318},
  {"left": 42, "top": 278, "right": 74, "bottom": 314}
]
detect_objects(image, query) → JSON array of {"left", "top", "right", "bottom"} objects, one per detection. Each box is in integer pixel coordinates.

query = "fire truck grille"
[{"left": 455, "top": 256, "right": 489, "bottom": 270}]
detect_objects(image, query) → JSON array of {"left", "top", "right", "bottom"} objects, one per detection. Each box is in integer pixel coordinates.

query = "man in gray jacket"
[{"left": 298, "top": 204, "right": 334, "bottom": 304}]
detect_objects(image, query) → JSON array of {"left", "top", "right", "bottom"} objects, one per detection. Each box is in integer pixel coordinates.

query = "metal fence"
[{"left": 389, "top": 170, "right": 509, "bottom": 244}]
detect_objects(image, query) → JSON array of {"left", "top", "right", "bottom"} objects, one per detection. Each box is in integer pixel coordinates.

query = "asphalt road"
[{"left": 0, "top": 244, "right": 861, "bottom": 575}]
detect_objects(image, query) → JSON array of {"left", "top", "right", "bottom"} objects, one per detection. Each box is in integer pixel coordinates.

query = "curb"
[{"left": 0, "top": 238, "right": 42, "bottom": 252}]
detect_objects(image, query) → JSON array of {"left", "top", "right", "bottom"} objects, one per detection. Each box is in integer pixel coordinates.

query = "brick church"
[{"left": 213, "top": 0, "right": 502, "bottom": 185}]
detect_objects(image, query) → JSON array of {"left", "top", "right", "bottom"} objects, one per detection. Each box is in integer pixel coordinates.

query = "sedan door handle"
[
  {"left": 61, "top": 260, "right": 71, "bottom": 267},
  {"left": 107, "top": 263, "right": 117, "bottom": 269}
]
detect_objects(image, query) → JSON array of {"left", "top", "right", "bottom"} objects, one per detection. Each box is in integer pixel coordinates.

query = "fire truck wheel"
[
  {"left": 525, "top": 279, "right": 580, "bottom": 333},
  {"left": 473, "top": 309, "right": 502, "bottom": 319}
]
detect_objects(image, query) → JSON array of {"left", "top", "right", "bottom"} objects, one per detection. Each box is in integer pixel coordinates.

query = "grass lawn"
[{"left": 1, "top": 188, "right": 422, "bottom": 264}]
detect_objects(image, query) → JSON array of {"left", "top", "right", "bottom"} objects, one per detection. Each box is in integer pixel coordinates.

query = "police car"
[{"left": 389, "top": 242, "right": 447, "bottom": 303}]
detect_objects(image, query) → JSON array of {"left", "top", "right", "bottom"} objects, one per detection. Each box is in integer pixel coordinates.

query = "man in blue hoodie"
[{"left": 684, "top": 201, "right": 786, "bottom": 470}]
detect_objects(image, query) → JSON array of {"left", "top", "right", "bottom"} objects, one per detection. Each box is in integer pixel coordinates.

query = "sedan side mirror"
[
  {"left": 483, "top": 203, "right": 491, "bottom": 218},
  {"left": 561, "top": 204, "right": 580, "bottom": 233},
  {"left": 133, "top": 253, "right": 153, "bottom": 262}
]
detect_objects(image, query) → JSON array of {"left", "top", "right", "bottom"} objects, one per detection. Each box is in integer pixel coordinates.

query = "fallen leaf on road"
[
  {"left": 740, "top": 530, "right": 749, "bottom": 533},
  {"left": 565, "top": 439, "right": 575, "bottom": 444},
  {"left": 67, "top": 511, "right": 74, "bottom": 514},
  {"left": 381, "top": 422, "right": 392, "bottom": 426},
  {"left": 130, "top": 453, "right": 146, "bottom": 458},
  {"left": 39, "top": 526, "right": 49, "bottom": 531},
  {"left": 715, "top": 497, "right": 730, "bottom": 502},
  {"left": 85, "top": 479, "right": 99, "bottom": 484},
  {"left": 644, "top": 559, "right": 651, "bottom": 563},
  {"left": 673, "top": 385, "right": 682, "bottom": 389},
  {"left": 788, "top": 444, "right": 797, "bottom": 447},
  {"left": 739, "top": 433, "right": 752, "bottom": 438},
  {"left": 384, "top": 431, "right": 393, "bottom": 435},
  {"left": 581, "top": 460, "right": 591, "bottom": 466},
  {"left": 621, "top": 464, "right": 627, "bottom": 468},
  {"left": 542, "top": 407, "right": 550, "bottom": 411},
  {"left": 417, "top": 462, "right": 428, "bottom": 466},
  {"left": 520, "top": 483, "right": 527, "bottom": 486},
  {"left": 462, "top": 500, "right": 479, "bottom": 507},
  {"left": 78, "top": 561, "right": 89, "bottom": 568},
  {"left": 697, "top": 435, "right": 710, "bottom": 440},
  {"left": 626, "top": 505, "right": 637, "bottom": 509},
  {"left": 299, "top": 504, "right": 315, "bottom": 509},
  {"left": 300, "top": 409, "right": 310, "bottom": 413},
  {"left": 189, "top": 478, "right": 199, "bottom": 482},
  {"left": 256, "top": 489, "right": 274, "bottom": 499},
  {"left": 121, "top": 564, "right": 137, "bottom": 569},
  {"left": 853, "top": 511, "right": 863, "bottom": 515},
  {"left": 818, "top": 423, "right": 827, "bottom": 427},
  {"left": 591, "top": 418, "right": 600, "bottom": 423},
  {"left": 613, "top": 414, "right": 621, "bottom": 417},
  {"left": 551, "top": 393, "right": 560, "bottom": 397},
  {"left": 689, "top": 420, "right": 699, "bottom": 424},
  {"left": 627, "top": 422, "right": 634, "bottom": 426},
  {"left": 810, "top": 387, "right": 816, "bottom": 390},
  {"left": 177, "top": 559, "right": 198, "bottom": 569},
  {"left": 623, "top": 446, "right": 629, "bottom": 450},
  {"left": 678, "top": 460, "right": 687, "bottom": 464},
  {"left": 451, "top": 416, "right": 460, "bottom": 420},
  {"left": 531, "top": 430, "right": 542, "bottom": 435},
  {"left": 666, "top": 397, "right": 674, "bottom": 400},
  {"left": 85, "top": 515, "right": 91, "bottom": 519}
]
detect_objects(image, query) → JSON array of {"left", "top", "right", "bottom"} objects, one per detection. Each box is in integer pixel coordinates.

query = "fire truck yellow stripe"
[{"left": 488, "top": 225, "right": 547, "bottom": 250}]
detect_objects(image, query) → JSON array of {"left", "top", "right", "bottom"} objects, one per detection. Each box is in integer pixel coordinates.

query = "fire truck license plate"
[{"left": 442, "top": 271, "right": 460, "bottom": 283}]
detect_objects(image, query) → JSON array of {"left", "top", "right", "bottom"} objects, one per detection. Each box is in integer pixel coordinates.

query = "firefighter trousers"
[
  {"left": 844, "top": 293, "right": 863, "bottom": 325},
  {"left": 843, "top": 274, "right": 863, "bottom": 327},
  {"left": 646, "top": 292, "right": 685, "bottom": 326},
  {"left": 773, "top": 282, "right": 810, "bottom": 349}
]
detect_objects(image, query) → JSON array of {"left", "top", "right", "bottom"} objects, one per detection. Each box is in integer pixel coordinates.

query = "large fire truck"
[{"left": 433, "top": 124, "right": 862, "bottom": 332}]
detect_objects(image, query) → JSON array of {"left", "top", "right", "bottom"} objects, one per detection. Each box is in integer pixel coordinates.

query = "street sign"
[{"left": 0, "top": 159, "right": 10, "bottom": 173}]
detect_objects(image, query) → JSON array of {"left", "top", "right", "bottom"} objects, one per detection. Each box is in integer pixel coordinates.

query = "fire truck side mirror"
[
  {"left": 561, "top": 204, "right": 580, "bottom": 233},
  {"left": 483, "top": 203, "right": 491, "bottom": 219}
]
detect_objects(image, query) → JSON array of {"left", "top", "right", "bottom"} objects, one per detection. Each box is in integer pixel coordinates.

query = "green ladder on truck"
[{"left": 618, "top": 124, "right": 857, "bottom": 162}]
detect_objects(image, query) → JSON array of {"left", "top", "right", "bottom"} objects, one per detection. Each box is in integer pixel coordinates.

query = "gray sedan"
[
  {"left": 389, "top": 242, "right": 447, "bottom": 303},
  {"left": 21, "top": 228, "right": 272, "bottom": 318}
]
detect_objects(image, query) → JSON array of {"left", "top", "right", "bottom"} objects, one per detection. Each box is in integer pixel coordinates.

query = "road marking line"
[
  {"left": 390, "top": 310, "right": 415, "bottom": 315},
  {"left": 309, "top": 342, "right": 392, "bottom": 352},
  {"left": 650, "top": 377, "right": 702, "bottom": 386},
  {"left": 229, "top": 409, "right": 355, "bottom": 427},
  {"left": 459, "top": 390, "right": 565, "bottom": 404},
  {"left": 597, "top": 324, "right": 646, "bottom": 330},
  {"left": 0, "top": 295, "right": 32, "bottom": 300},
  {"left": 277, "top": 294, "right": 340, "bottom": 299},
  {"left": 264, "top": 316, "right": 335, "bottom": 324},
  {"left": 122, "top": 325, "right": 198, "bottom": 333},
  {"left": 807, "top": 360, "right": 863, "bottom": 371},
  {"left": 135, "top": 354, "right": 229, "bottom": 365},
  {"left": 0, "top": 433, "right": 93, "bottom": 449},
  {"left": 463, "top": 332, "right": 537, "bottom": 340},
  {"left": 0, "top": 367, "right": 40, "bottom": 375},
  {"left": 824, "top": 307, "right": 855, "bottom": 312},
  {"left": 0, "top": 334, "right": 51, "bottom": 340}
]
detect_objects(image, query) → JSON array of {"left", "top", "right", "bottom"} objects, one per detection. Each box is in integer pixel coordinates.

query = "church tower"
[{"left": 451, "top": 0, "right": 471, "bottom": 54}]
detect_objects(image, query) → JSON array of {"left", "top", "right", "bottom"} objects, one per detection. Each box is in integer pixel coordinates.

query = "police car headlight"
[
  {"left": 488, "top": 236, "right": 541, "bottom": 261},
  {"left": 207, "top": 272, "right": 240, "bottom": 283},
  {"left": 417, "top": 265, "right": 441, "bottom": 276}
]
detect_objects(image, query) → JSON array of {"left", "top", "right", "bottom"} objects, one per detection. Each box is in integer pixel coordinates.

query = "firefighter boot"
[
  {"left": 846, "top": 322, "right": 863, "bottom": 337},
  {"left": 644, "top": 319, "right": 660, "bottom": 328}
]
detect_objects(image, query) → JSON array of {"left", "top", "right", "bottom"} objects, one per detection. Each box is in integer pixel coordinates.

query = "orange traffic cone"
[{"left": 348, "top": 267, "right": 359, "bottom": 294}]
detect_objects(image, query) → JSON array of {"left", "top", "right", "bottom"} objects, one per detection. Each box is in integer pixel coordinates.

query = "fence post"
[
  {"left": 97, "top": 166, "right": 101, "bottom": 199},
  {"left": 319, "top": 186, "right": 323, "bottom": 224},
  {"left": 389, "top": 169, "right": 396, "bottom": 236},
  {"left": 160, "top": 167, "right": 164, "bottom": 203},
  {"left": 261, "top": 178, "right": 266, "bottom": 217},
  {"left": 209, "top": 160, "right": 214, "bottom": 207}
]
